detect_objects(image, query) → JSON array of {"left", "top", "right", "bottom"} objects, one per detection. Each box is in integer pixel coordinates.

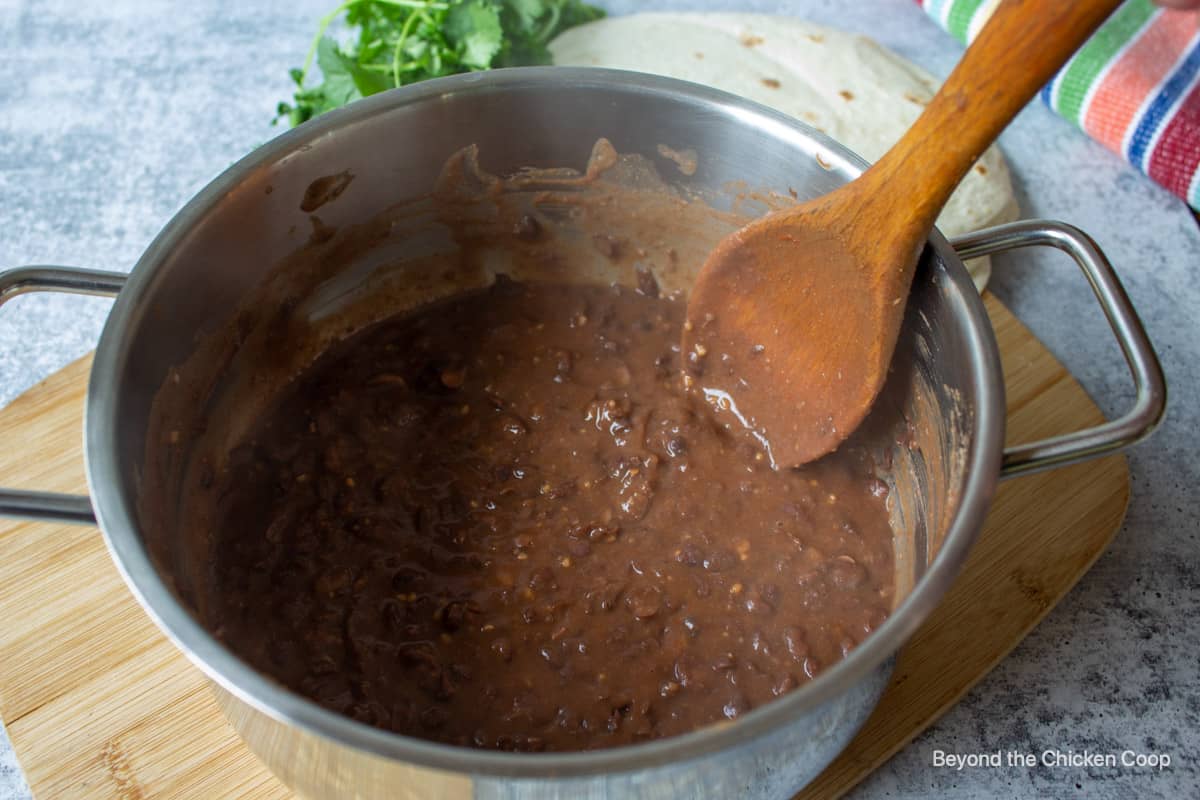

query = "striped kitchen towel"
[{"left": 918, "top": 0, "right": 1200, "bottom": 210}]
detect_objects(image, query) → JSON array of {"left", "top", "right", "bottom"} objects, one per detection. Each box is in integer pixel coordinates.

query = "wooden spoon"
[{"left": 684, "top": 0, "right": 1122, "bottom": 467}]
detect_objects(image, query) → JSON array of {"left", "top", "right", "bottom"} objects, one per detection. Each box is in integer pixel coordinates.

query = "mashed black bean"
[{"left": 204, "top": 278, "right": 894, "bottom": 751}]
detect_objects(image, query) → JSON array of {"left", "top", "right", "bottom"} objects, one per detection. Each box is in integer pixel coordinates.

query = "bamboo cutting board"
[{"left": 0, "top": 295, "right": 1129, "bottom": 800}]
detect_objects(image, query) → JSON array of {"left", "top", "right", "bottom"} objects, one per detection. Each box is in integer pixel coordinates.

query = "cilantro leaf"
[
  {"left": 506, "top": 0, "right": 548, "bottom": 34},
  {"left": 276, "top": 0, "right": 605, "bottom": 127},
  {"left": 317, "top": 37, "right": 392, "bottom": 106},
  {"left": 445, "top": 1, "right": 504, "bottom": 70}
]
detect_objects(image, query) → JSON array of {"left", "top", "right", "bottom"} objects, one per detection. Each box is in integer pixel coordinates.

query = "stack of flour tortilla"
[{"left": 550, "top": 13, "right": 1018, "bottom": 290}]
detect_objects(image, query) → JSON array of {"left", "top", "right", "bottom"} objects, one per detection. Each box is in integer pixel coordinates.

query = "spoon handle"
[{"left": 861, "top": 0, "right": 1124, "bottom": 234}]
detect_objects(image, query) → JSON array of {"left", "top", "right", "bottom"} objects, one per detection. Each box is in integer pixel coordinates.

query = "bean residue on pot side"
[{"left": 204, "top": 277, "right": 894, "bottom": 752}]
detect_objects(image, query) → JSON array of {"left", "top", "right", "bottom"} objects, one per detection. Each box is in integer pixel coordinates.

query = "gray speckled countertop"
[{"left": 1, "top": 1, "right": 1197, "bottom": 798}]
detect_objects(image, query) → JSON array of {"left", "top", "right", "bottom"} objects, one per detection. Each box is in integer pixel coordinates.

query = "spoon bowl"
[{"left": 685, "top": 0, "right": 1125, "bottom": 467}]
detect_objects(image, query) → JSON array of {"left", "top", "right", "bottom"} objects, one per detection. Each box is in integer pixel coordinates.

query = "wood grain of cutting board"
[{"left": 0, "top": 295, "right": 1129, "bottom": 800}]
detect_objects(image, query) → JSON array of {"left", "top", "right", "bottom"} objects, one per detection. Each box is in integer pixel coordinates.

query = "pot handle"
[
  {"left": 0, "top": 266, "right": 128, "bottom": 524},
  {"left": 950, "top": 220, "right": 1166, "bottom": 478}
]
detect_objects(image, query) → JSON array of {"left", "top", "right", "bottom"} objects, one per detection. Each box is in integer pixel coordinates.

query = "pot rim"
[{"left": 85, "top": 67, "right": 1004, "bottom": 778}]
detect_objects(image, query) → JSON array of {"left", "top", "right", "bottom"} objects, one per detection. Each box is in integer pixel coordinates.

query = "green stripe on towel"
[{"left": 1054, "top": 0, "right": 1156, "bottom": 125}]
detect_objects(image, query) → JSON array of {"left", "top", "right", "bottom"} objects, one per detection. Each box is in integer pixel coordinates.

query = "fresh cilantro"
[
  {"left": 276, "top": 0, "right": 605, "bottom": 126},
  {"left": 445, "top": 2, "right": 504, "bottom": 69}
]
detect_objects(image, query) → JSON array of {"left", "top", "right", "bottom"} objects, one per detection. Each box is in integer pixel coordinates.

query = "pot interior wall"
[{"left": 100, "top": 73, "right": 975, "bottom": 721}]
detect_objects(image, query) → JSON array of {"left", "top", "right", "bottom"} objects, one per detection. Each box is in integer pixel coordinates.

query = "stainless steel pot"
[{"left": 0, "top": 69, "right": 1165, "bottom": 799}]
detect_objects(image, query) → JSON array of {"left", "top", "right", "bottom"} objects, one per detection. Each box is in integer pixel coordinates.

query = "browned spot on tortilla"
[
  {"left": 694, "top": 51, "right": 704, "bottom": 59},
  {"left": 839, "top": 90, "right": 855, "bottom": 101},
  {"left": 300, "top": 170, "right": 355, "bottom": 212},
  {"left": 903, "top": 92, "right": 929, "bottom": 106},
  {"left": 740, "top": 34, "right": 764, "bottom": 47},
  {"left": 975, "top": 164, "right": 989, "bottom": 175},
  {"left": 807, "top": 33, "right": 825, "bottom": 43},
  {"left": 761, "top": 78, "right": 781, "bottom": 89}
]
